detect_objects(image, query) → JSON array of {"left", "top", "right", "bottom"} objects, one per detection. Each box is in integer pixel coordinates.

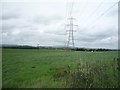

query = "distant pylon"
[
  {"left": 37, "top": 44, "right": 39, "bottom": 49},
  {"left": 66, "top": 16, "right": 77, "bottom": 49}
]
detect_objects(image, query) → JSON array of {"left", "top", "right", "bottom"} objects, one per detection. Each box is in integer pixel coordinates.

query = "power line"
[
  {"left": 64, "top": 0, "right": 69, "bottom": 48},
  {"left": 68, "top": 0, "right": 75, "bottom": 17},
  {"left": 77, "top": 0, "right": 88, "bottom": 23},
  {"left": 81, "top": 0, "right": 104, "bottom": 27},
  {"left": 65, "top": 0, "right": 70, "bottom": 18},
  {"left": 87, "top": 1, "right": 118, "bottom": 29}
]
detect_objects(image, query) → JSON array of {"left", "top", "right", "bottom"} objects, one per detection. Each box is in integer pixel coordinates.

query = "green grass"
[{"left": 2, "top": 49, "right": 119, "bottom": 88}]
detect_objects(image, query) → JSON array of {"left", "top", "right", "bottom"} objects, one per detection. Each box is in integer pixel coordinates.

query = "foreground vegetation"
[{"left": 2, "top": 49, "right": 120, "bottom": 88}]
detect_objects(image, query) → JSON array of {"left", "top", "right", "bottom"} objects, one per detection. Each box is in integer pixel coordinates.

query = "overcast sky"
[{"left": 0, "top": 0, "right": 119, "bottom": 49}]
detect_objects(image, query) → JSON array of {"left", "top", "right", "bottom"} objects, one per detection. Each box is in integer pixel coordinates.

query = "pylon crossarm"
[
  {"left": 66, "top": 24, "right": 78, "bottom": 26},
  {"left": 66, "top": 30, "right": 76, "bottom": 32},
  {"left": 67, "top": 17, "right": 76, "bottom": 20}
]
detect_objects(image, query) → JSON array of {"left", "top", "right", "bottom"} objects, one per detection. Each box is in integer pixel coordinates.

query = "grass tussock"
[{"left": 53, "top": 58, "right": 120, "bottom": 88}]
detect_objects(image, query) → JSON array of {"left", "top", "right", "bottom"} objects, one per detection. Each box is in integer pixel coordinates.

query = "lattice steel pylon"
[
  {"left": 66, "top": 16, "right": 77, "bottom": 49},
  {"left": 65, "top": 0, "right": 78, "bottom": 49}
]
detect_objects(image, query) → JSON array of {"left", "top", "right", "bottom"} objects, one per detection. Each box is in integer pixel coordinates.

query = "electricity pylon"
[{"left": 66, "top": 16, "right": 77, "bottom": 49}]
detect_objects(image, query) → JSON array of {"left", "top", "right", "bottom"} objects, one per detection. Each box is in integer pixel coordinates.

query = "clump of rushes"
[
  {"left": 65, "top": 61, "right": 94, "bottom": 88},
  {"left": 117, "top": 57, "right": 120, "bottom": 71},
  {"left": 53, "top": 57, "right": 119, "bottom": 88},
  {"left": 117, "top": 57, "right": 120, "bottom": 88},
  {"left": 64, "top": 59, "right": 118, "bottom": 88}
]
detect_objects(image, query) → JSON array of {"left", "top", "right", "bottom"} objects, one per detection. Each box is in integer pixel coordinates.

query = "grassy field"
[{"left": 2, "top": 49, "right": 119, "bottom": 88}]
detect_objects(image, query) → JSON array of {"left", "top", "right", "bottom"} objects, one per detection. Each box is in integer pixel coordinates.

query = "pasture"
[{"left": 2, "top": 49, "right": 119, "bottom": 88}]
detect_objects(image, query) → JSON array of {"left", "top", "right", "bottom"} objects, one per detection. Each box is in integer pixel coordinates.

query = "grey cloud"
[
  {"left": 92, "top": 40, "right": 118, "bottom": 49},
  {"left": 75, "top": 27, "right": 117, "bottom": 46},
  {"left": 45, "top": 30, "right": 65, "bottom": 35},
  {"left": 2, "top": 19, "right": 38, "bottom": 33},
  {"left": 43, "top": 23, "right": 65, "bottom": 35},
  {"left": 2, "top": 24, "right": 16, "bottom": 32},
  {"left": 33, "top": 15, "right": 63, "bottom": 25},
  {"left": 3, "top": 30, "right": 39, "bottom": 45},
  {"left": 1, "top": 12, "right": 20, "bottom": 20},
  {"left": 19, "top": 25, "right": 38, "bottom": 30},
  {"left": 75, "top": 38, "right": 117, "bottom": 49},
  {"left": 2, "top": 27, "right": 55, "bottom": 45}
]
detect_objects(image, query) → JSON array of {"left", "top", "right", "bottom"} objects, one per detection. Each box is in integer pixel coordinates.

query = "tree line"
[{"left": 1, "top": 45, "right": 118, "bottom": 51}]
